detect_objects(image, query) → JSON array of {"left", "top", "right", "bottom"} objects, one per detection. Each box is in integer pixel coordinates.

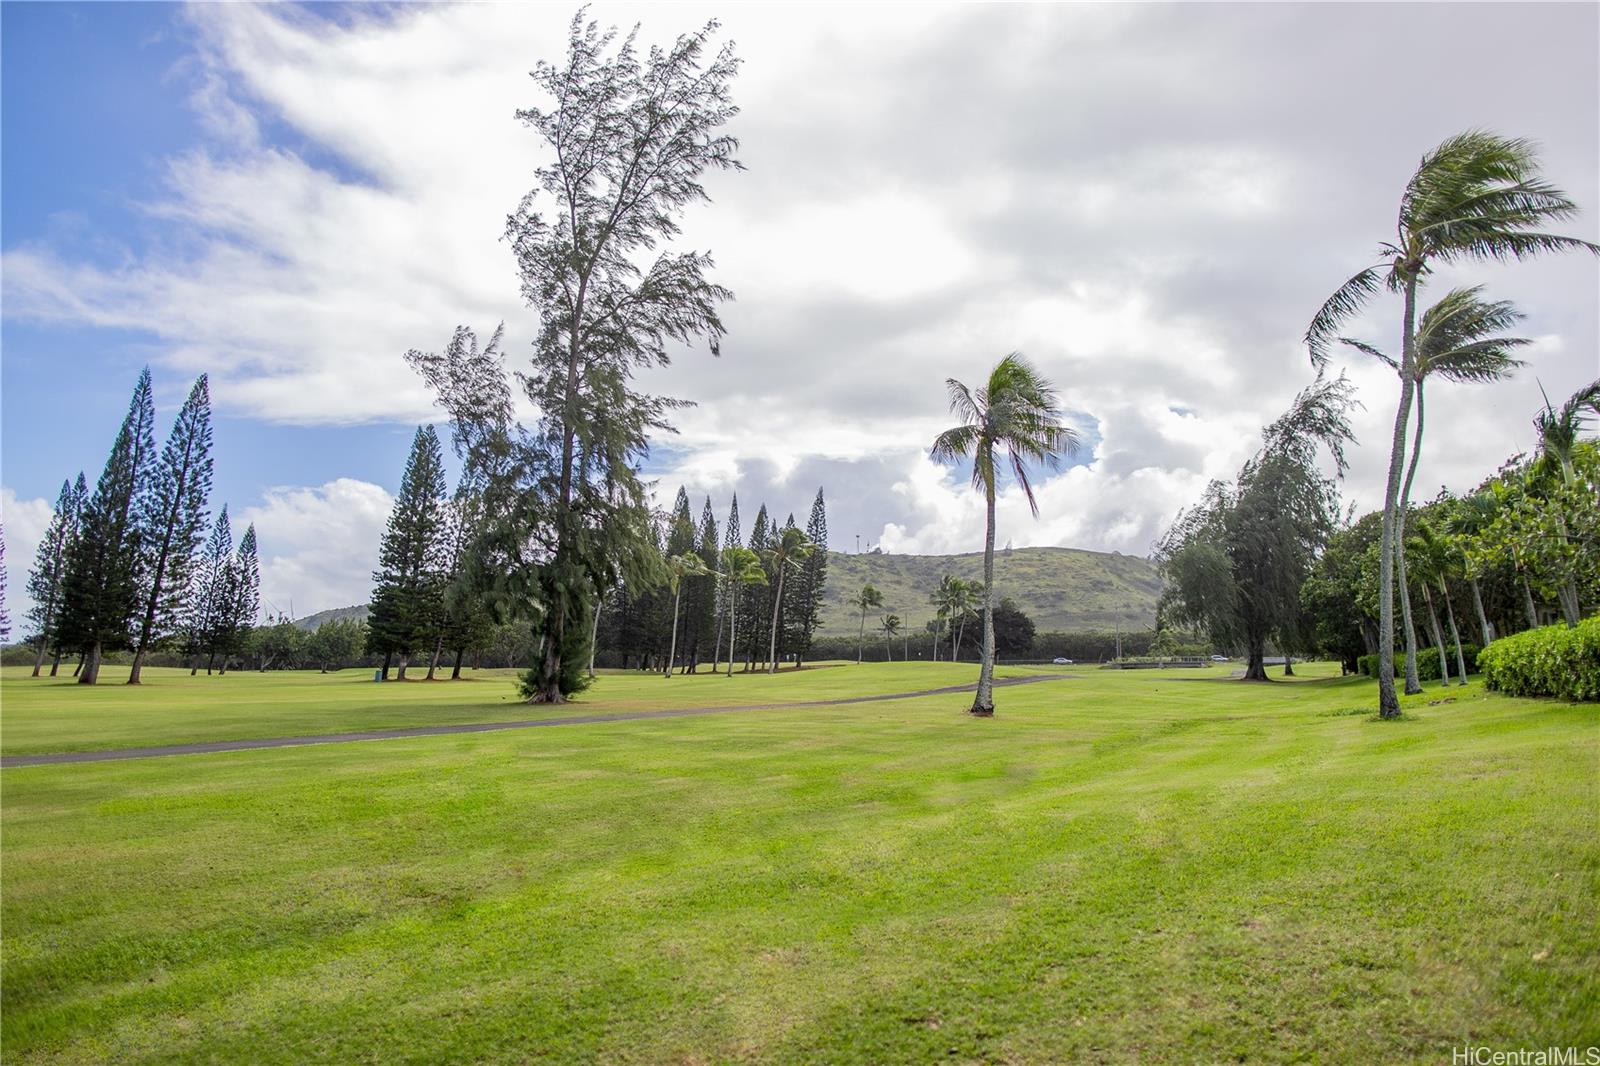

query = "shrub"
[
  {"left": 1478, "top": 617, "right": 1600, "bottom": 702},
  {"left": 1356, "top": 644, "right": 1479, "bottom": 682}
]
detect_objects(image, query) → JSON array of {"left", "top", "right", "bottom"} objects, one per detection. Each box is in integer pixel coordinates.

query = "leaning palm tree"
[
  {"left": 720, "top": 546, "right": 767, "bottom": 678},
  {"left": 851, "top": 584, "right": 882, "bottom": 664},
  {"left": 663, "top": 552, "right": 711, "bottom": 678},
  {"left": 931, "top": 354, "right": 1079, "bottom": 716},
  {"left": 763, "top": 525, "right": 816, "bottom": 674},
  {"left": 1339, "top": 286, "right": 1530, "bottom": 693},
  {"left": 1407, "top": 522, "right": 1462, "bottom": 687},
  {"left": 1306, "top": 130, "right": 1597, "bottom": 718}
]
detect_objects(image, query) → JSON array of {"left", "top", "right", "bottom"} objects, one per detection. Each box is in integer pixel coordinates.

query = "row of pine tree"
[
  {"left": 365, "top": 423, "right": 832, "bottom": 678},
  {"left": 22, "top": 370, "right": 260, "bottom": 683}
]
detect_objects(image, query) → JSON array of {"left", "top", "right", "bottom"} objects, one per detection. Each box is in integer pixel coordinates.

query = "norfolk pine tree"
[{"left": 25, "top": 476, "right": 85, "bottom": 676}]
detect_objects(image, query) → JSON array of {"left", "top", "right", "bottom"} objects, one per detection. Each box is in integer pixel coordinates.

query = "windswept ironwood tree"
[
  {"left": 931, "top": 354, "right": 1078, "bottom": 715},
  {"left": 1306, "top": 130, "right": 1596, "bottom": 717},
  {"left": 434, "top": 12, "right": 743, "bottom": 703}
]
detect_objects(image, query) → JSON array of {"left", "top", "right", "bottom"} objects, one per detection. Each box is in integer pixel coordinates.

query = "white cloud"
[
  {"left": 237, "top": 478, "right": 393, "bottom": 617},
  {"left": 3, "top": 1, "right": 1596, "bottom": 595},
  {"left": 2, "top": 488, "right": 56, "bottom": 635}
]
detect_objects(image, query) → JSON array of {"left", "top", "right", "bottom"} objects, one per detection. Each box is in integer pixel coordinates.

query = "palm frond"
[
  {"left": 1306, "top": 265, "right": 1384, "bottom": 367},
  {"left": 1337, "top": 336, "right": 1397, "bottom": 370}
]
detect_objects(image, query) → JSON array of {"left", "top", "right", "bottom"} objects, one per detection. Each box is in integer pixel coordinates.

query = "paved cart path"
[{"left": 1, "top": 673, "right": 1077, "bottom": 768}]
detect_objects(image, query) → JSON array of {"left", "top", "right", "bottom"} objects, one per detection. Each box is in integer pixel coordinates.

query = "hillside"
[
  {"left": 817, "top": 546, "right": 1160, "bottom": 637},
  {"left": 290, "top": 546, "right": 1160, "bottom": 638}
]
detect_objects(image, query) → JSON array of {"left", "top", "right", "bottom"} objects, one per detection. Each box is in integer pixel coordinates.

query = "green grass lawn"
[{"left": 2, "top": 662, "right": 1596, "bottom": 1063}]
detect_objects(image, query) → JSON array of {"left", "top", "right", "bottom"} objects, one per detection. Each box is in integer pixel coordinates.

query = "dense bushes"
[
  {"left": 1478, "top": 618, "right": 1600, "bottom": 701},
  {"left": 1357, "top": 644, "right": 1479, "bottom": 681}
]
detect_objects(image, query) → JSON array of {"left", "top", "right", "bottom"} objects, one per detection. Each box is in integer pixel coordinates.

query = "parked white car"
[
  {"left": 1052, "top": 657, "right": 1074, "bottom": 665},
  {"left": 1210, "top": 654, "right": 1230, "bottom": 662}
]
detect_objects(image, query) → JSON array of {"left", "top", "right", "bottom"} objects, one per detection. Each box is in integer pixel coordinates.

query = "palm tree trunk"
[
  {"left": 1469, "top": 577, "right": 1494, "bottom": 646},
  {"left": 1375, "top": 276, "right": 1419, "bottom": 718},
  {"left": 857, "top": 607, "right": 866, "bottom": 665},
  {"left": 712, "top": 577, "right": 725, "bottom": 673},
  {"left": 1421, "top": 584, "right": 1450, "bottom": 687},
  {"left": 972, "top": 479, "right": 997, "bottom": 715},
  {"left": 1521, "top": 574, "right": 1539, "bottom": 629},
  {"left": 767, "top": 569, "right": 786, "bottom": 674},
  {"left": 667, "top": 584, "right": 682, "bottom": 678},
  {"left": 589, "top": 592, "right": 602, "bottom": 678},
  {"left": 725, "top": 587, "right": 737, "bottom": 678},
  {"left": 1442, "top": 582, "right": 1468, "bottom": 682},
  {"left": 1394, "top": 382, "right": 1425, "bottom": 695}
]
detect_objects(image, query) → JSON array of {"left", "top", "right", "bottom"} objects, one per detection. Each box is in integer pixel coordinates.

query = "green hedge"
[
  {"left": 1477, "top": 617, "right": 1600, "bottom": 702},
  {"left": 1357, "top": 644, "right": 1479, "bottom": 681}
]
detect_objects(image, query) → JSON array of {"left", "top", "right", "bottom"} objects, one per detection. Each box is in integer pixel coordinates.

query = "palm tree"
[
  {"left": 1406, "top": 522, "right": 1459, "bottom": 686},
  {"left": 1339, "top": 286, "right": 1530, "bottom": 692},
  {"left": 1447, "top": 493, "right": 1500, "bottom": 647},
  {"left": 880, "top": 613, "right": 902, "bottom": 661},
  {"left": 663, "top": 552, "right": 711, "bottom": 678},
  {"left": 1412, "top": 521, "right": 1472, "bottom": 684},
  {"left": 720, "top": 546, "right": 767, "bottom": 678},
  {"left": 1531, "top": 377, "right": 1600, "bottom": 624},
  {"left": 931, "top": 574, "right": 980, "bottom": 663},
  {"left": 931, "top": 354, "right": 1078, "bottom": 716},
  {"left": 763, "top": 526, "right": 815, "bottom": 673},
  {"left": 1306, "top": 130, "right": 1596, "bottom": 718},
  {"left": 851, "top": 584, "right": 882, "bottom": 664},
  {"left": 924, "top": 617, "right": 943, "bottom": 661}
]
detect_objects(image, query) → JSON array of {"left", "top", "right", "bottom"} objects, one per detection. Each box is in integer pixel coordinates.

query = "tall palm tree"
[
  {"left": 931, "top": 354, "right": 1079, "bottom": 716},
  {"left": 663, "top": 553, "right": 711, "bottom": 678},
  {"left": 1340, "top": 286, "right": 1530, "bottom": 692},
  {"left": 763, "top": 526, "right": 815, "bottom": 673},
  {"left": 880, "top": 613, "right": 902, "bottom": 661},
  {"left": 720, "top": 546, "right": 766, "bottom": 678},
  {"left": 1306, "top": 130, "right": 1596, "bottom": 718},
  {"left": 1407, "top": 522, "right": 1462, "bottom": 686},
  {"left": 924, "top": 617, "right": 943, "bottom": 661},
  {"left": 851, "top": 583, "right": 882, "bottom": 664}
]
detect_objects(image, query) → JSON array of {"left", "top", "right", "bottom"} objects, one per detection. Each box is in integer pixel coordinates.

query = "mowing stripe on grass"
[{"left": 0, "top": 674, "right": 1077, "bottom": 768}]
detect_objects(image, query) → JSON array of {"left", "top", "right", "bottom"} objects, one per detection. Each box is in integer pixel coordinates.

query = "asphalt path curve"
[{"left": 1, "top": 673, "right": 1078, "bottom": 769}]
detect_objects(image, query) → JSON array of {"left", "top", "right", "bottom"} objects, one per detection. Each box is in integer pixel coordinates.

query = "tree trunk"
[
  {"left": 381, "top": 650, "right": 392, "bottom": 681},
  {"left": 206, "top": 650, "right": 215, "bottom": 676},
  {"left": 857, "top": 606, "right": 866, "bottom": 665},
  {"left": 971, "top": 477, "right": 997, "bottom": 715},
  {"left": 1421, "top": 584, "right": 1451, "bottom": 687},
  {"left": 1394, "top": 380, "right": 1429, "bottom": 695},
  {"left": 725, "top": 588, "right": 737, "bottom": 677},
  {"left": 396, "top": 653, "right": 408, "bottom": 682},
  {"left": 1282, "top": 649, "right": 1294, "bottom": 677},
  {"left": 79, "top": 642, "right": 102, "bottom": 685},
  {"left": 32, "top": 634, "right": 49, "bottom": 677},
  {"left": 767, "top": 569, "right": 786, "bottom": 674},
  {"left": 1442, "top": 582, "right": 1468, "bottom": 683},
  {"left": 1469, "top": 577, "right": 1494, "bottom": 646},
  {"left": 1374, "top": 275, "right": 1419, "bottom": 719},
  {"left": 1242, "top": 634, "right": 1268, "bottom": 682},
  {"left": 589, "top": 593, "right": 602, "bottom": 679},
  {"left": 1521, "top": 575, "right": 1539, "bottom": 630},
  {"left": 1558, "top": 581, "right": 1580, "bottom": 628},
  {"left": 50, "top": 651, "right": 63, "bottom": 677},
  {"left": 667, "top": 584, "right": 682, "bottom": 677},
  {"left": 426, "top": 636, "right": 442, "bottom": 680},
  {"left": 451, "top": 647, "right": 465, "bottom": 680},
  {"left": 712, "top": 577, "right": 725, "bottom": 674}
]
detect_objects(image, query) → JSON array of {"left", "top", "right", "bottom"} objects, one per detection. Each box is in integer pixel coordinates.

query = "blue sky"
[{"left": 3, "top": 2, "right": 1596, "bottom": 624}]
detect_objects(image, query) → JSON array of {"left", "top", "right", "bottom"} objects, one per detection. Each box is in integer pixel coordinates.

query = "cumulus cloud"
[
  {"left": 3, "top": 0, "right": 1596, "bottom": 603},
  {"left": 2, "top": 488, "right": 57, "bottom": 631},
  {"left": 237, "top": 478, "right": 393, "bottom": 618}
]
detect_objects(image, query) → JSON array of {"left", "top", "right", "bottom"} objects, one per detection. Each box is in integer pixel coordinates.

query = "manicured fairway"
[{"left": 2, "top": 663, "right": 1596, "bottom": 1063}]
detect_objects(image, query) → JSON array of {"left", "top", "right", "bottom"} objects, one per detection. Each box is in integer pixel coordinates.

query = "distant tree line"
[{"left": 20, "top": 369, "right": 260, "bottom": 684}]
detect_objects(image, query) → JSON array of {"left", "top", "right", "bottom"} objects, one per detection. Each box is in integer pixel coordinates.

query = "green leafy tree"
[
  {"left": 880, "top": 613, "right": 902, "bottom": 661},
  {"left": 188, "top": 506, "right": 234, "bottom": 674},
  {"left": 59, "top": 369, "right": 158, "bottom": 684},
  {"left": 129, "top": 375, "right": 214, "bottom": 684},
  {"left": 990, "top": 597, "right": 1036, "bottom": 658},
  {"left": 1531, "top": 378, "right": 1600, "bottom": 624},
  {"left": 217, "top": 524, "right": 261, "bottom": 673},
  {"left": 500, "top": 12, "right": 742, "bottom": 702},
  {"left": 931, "top": 354, "right": 1078, "bottom": 714},
  {"left": 1306, "top": 130, "right": 1597, "bottom": 717},
  {"left": 790, "top": 489, "right": 829, "bottom": 666},
  {"left": 307, "top": 618, "right": 366, "bottom": 673},
  {"left": 1408, "top": 521, "right": 1470, "bottom": 685},
  {"left": 712, "top": 495, "right": 741, "bottom": 671}
]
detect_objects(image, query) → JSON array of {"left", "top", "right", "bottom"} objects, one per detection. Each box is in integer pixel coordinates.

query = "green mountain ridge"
[{"left": 290, "top": 547, "right": 1160, "bottom": 638}]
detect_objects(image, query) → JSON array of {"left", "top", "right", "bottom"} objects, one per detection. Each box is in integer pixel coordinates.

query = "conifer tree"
[
  {"left": 690, "top": 496, "right": 719, "bottom": 672},
  {"left": 367, "top": 427, "right": 450, "bottom": 680},
  {"left": 25, "top": 476, "right": 85, "bottom": 676},
  {"left": 791, "top": 488, "right": 829, "bottom": 666},
  {"left": 713, "top": 494, "right": 741, "bottom": 670},
  {"left": 743, "top": 505, "right": 771, "bottom": 670},
  {"left": 129, "top": 375, "right": 214, "bottom": 683},
  {"left": 0, "top": 524, "right": 9, "bottom": 644},
  {"left": 59, "top": 369, "right": 158, "bottom": 684},
  {"left": 188, "top": 506, "right": 234, "bottom": 673},
  {"left": 216, "top": 524, "right": 260, "bottom": 673}
]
